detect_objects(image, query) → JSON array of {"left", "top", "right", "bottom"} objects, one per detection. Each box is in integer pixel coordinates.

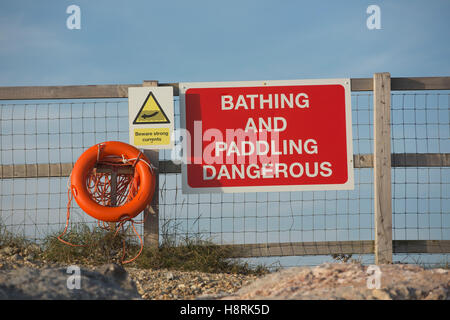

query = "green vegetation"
[
  {"left": 0, "top": 220, "right": 268, "bottom": 275},
  {"left": 135, "top": 236, "right": 267, "bottom": 274},
  {"left": 42, "top": 224, "right": 128, "bottom": 265},
  {"left": 0, "top": 221, "right": 29, "bottom": 249}
]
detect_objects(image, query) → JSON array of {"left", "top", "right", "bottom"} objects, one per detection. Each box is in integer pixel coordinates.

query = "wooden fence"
[{"left": 1, "top": 74, "right": 449, "bottom": 265}]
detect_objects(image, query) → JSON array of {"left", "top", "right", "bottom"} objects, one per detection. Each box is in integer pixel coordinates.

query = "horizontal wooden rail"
[
  {"left": 222, "top": 240, "right": 450, "bottom": 258},
  {"left": 0, "top": 77, "right": 449, "bottom": 100},
  {"left": 353, "top": 153, "right": 450, "bottom": 168},
  {"left": 351, "top": 76, "right": 450, "bottom": 92},
  {"left": 224, "top": 241, "right": 374, "bottom": 257},
  {"left": 0, "top": 84, "right": 140, "bottom": 100},
  {"left": 0, "top": 160, "right": 181, "bottom": 179},
  {"left": 390, "top": 77, "right": 450, "bottom": 91},
  {"left": 1, "top": 153, "right": 448, "bottom": 179}
]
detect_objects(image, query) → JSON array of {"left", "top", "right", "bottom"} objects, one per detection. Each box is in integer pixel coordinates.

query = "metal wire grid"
[
  {"left": 0, "top": 92, "right": 448, "bottom": 267},
  {"left": 391, "top": 93, "right": 450, "bottom": 242},
  {"left": 158, "top": 94, "right": 375, "bottom": 246},
  {"left": 0, "top": 100, "right": 129, "bottom": 240},
  {"left": 158, "top": 172, "right": 374, "bottom": 245}
]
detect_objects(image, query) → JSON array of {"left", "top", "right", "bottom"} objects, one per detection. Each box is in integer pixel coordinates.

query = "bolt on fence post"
[
  {"left": 142, "top": 80, "right": 160, "bottom": 250},
  {"left": 373, "top": 72, "right": 393, "bottom": 264}
]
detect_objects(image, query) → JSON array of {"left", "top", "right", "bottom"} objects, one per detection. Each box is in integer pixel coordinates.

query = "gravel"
[
  {"left": 0, "top": 245, "right": 260, "bottom": 300},
  {"left": 1, "top": 245, "right": 448, "bottom": 300},
  {"left": 126, "top": 267, "right": 260, "bottom": 300}
]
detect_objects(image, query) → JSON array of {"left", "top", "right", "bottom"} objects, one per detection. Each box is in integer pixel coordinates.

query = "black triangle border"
[{"left": 132, "top": 91, "right": 171, "bottom": 124}]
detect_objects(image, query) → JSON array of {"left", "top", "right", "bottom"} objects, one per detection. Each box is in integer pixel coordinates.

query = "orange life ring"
[{"left": 70, "top": 141, "right": 155, "bottom": 222}]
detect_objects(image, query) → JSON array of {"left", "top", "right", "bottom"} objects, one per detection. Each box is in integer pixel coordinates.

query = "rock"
[
  {"left": 24, "top": 254, "right": 35, "bottom": 261},
  {"left": 97, "top": 263, "right": 127, "bottom": 280},
  {"left": 433, "top": 268, "right": 448, "bottom": 275},
  {"left": 27, "top": 244, "right": 41, "bottom": 254},
  {"left": 0, "top": 247, "right": 18, "bottom": 256},
  {"left": 166, "top": 272, "right": 174, "bottom": 280},
  {"left": 10, "top": 254, "right": 23, "bottom": 262},
  {"left": 371, "top": 289, "right": 392, "bottom": 300},
  {"left": 0, "top": 265, "right": 141, "bottom": 300},
  {"left": 196, "top": 292, "right": 229, "bottom": 300},
  {"left": 223, "top": 263, "right": 450, "bottom": 300},
  {"left": 96, "top": 263, "right": 137, "bottom": 292}
]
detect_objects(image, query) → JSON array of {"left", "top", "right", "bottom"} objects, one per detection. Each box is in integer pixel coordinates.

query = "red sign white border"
[{"left": 179, "top": 79, "right": 354, "bottom": 193}]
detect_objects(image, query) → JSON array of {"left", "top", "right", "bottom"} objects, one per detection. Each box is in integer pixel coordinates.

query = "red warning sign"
[{"left": 180, "top": 79, "right": 354, "bottom": 193}]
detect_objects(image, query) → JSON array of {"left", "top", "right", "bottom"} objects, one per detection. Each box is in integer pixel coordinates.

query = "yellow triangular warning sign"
[{"left": 133, "top": 92, "right": 170, "bottom": 124}]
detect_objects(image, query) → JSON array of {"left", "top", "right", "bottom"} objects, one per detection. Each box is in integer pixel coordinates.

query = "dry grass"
[{"left": 0, "top": 220, "right": 268, "bottom": 275}]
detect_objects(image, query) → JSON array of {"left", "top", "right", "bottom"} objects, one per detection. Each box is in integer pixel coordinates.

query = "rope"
[
  {"left": 57, "top": 151, "right": 153, "bottom": 264},
  {"left": 57, "top": 188, "right": 86, "bottom": 247}
]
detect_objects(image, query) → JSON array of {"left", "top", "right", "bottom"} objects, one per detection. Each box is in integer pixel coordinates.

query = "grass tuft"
[
  {"left": 42, "top": 224, "right": 128, "bottom": 265},
  {"left": 0, "top": 220, "right": 269, "bottom": 275},
  {"left": 135, "top": 236, "right": 267, "bottom": 274},
  {"left": 0, "top": 220, "right": 30, "bottom": 250}
]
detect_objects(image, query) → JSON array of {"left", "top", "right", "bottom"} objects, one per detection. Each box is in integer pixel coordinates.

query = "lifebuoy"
[{"left": 70, "top": 141, "right": 155, "bottom": 222}]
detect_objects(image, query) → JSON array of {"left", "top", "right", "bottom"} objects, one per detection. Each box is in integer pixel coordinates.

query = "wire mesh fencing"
[
  {"left": 390, "top": 93, "right": 449, "bottom": 257},
  {"left": 158, "top": 94, "right": 375, "bottom": 245},
  {"left": 0, "top": 100, "right": 129, "bottom": 240},
  {"left": 389, "top": 92, "right": 449, "bottom": 266},
  {"left": 0, "top": 89, "right": 448, "bottom": 267}
]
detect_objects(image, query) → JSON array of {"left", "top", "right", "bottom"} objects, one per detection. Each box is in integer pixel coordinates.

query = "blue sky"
[{"left": 0, "top": 0, "right": 449, "bottom": 85}]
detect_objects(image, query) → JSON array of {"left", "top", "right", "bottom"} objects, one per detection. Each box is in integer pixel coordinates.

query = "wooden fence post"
[
  {"left": 373, "top": 72, "right": 393, "bottom": 264},
  {"left": 108, "top": 170, "right": 117, "bottom": 232},
  {"left": 142, "top": 80, "right": 160, "bottom": 249}
]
